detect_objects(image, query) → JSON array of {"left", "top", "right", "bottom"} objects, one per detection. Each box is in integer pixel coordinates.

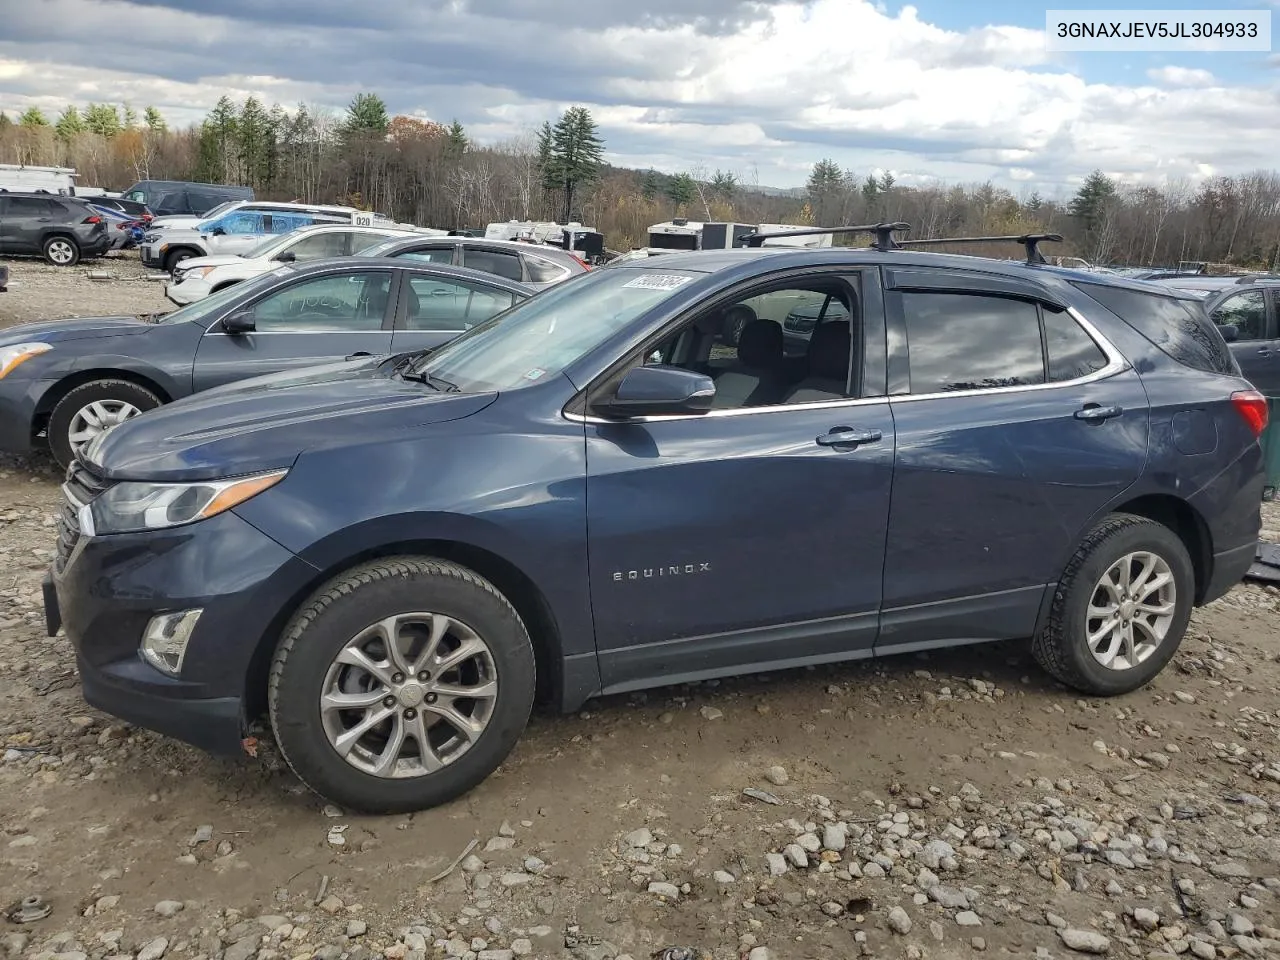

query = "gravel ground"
[{"left": 4, "top": 255, "right": 1280, "bottom": 960}]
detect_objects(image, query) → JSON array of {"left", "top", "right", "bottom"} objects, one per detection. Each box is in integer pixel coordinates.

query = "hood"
[
  {"left": 149, "top": 215, "right": 203, "bottom": 230},
  {"left": 90, "top": 357, "right": 496, "bottom": 482},
  {"left": 0, "top": 315, "right": 154, "bottom": 345},
  {"left": 176, "top": 254, "right": 248, "bottom": 270}
]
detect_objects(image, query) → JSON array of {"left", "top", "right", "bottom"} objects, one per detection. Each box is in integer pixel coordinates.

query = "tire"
[
  {"left": 1032, "top": 513, "right": 1194, "bottom": 696},
  {"left": 43, "top": 235, "right": 80, "bottom": 267},
  {"left": 47, "top": 379, "right": 163, "bottom": 470},
  {"left": 164, "top": 248, "right": 196, "bottom": 273},
  {"left": 268, "top": 557, "right": 536, "bottom": 814}
]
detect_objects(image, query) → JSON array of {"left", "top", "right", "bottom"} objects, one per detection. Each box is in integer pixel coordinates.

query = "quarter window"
[
  {"left": 403, "top": 277, "right": 516, "bottom": 331},
  {"left": 1044, "top": 310, "right": 1110, "bottom": 382},
  {"left": 1210, "top": 290, "right": 1267, "bottom": 341},
  {"left": 524, "top": 256, "right": 568, "bottom": 284},
  {"left": 395, "top": 246, "right": 455, "bottom": 264},
  {"left": 463, "top": 247, "right": 524, "bottom": 281},
  {"left": 901, "top": 292, "right": 1044, "bottom": 394}
]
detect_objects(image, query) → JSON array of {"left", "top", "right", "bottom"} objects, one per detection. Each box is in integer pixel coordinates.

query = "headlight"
[
  {"left": 0, "top": 342, "right": 52, "bottom": 379},
  {"left": 89, "top": 470, "right": 287, "bottom": 535},
  {"left": 184, "top": 266, "right": 217, "bottom": 280}
]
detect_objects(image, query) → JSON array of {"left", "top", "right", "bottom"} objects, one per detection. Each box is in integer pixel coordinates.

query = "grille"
[{"left": 54, "top": 460, "right": 112, "bottom": 572}]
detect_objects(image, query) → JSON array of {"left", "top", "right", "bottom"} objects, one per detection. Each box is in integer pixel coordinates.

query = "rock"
[
  {"left": 956, "top": 911, "right": 982, "bottom": 927},
  {"left": 500, "top": 872, "right": 531, "bottom": 887},
  {"left": 766, "top": 853, "right": 788, "bottom": 876},
  {"left": 822, "top": 823, "right": 847, "bottom": 852},
  {"left": 1231, "top": 936, "right": 1263, "bottom": 958},
  {"left": 821, "top": 901, "right": 843, "bottom": 917},
  {"left": 748, "top": 950, "right": 774, "bottom": 960},
  {"left": 1188, "top": 941, "right": 1216, "bottom": 960},
  {"left": 484, "top": 837, "right": 515, "bottom": 852},
  {"left": 1228, "top": 913, "right": 1255, "bottom": 936},
  {"left": 784, "top": 843, "right": 808, "bottom": 868},
  {"left": 1173, "top": 691, "right": 1196, "bottom": 703},
  {"left": 699, "top": 705, "right": 723, "bottom": 720},
  {"left": 862, "top": 861, "right": 886, "bottom": 878},
  {"left": 1133, "top": 908, "right": 1160, "bottom": 931},
  {"left": 153, "top": 900, "right": 185, "bottom": 917},
  {"left": 928, "top": 885, "right": 969, "bottom": 910},
  {"left": 478, "top": 951, "right": 515, "bottom": 960},
  {"left": 511, "top": 941, "right": 532, "bottom": 957},
  {"left": 796, "top": 832, "right": 821, "bottom": 854},
  {"left": 888, "top": 906, "right": 913, "bottom": 935},
  {"left": 971, "top": 937, "right": 987, "bottom": 951},
  {"left": 648, "top": 881, "right": 680, "bottom": 900},
  {"left": 1209, "top": 861, "right": 1252, "bottom": 879},
  {"left": 523, "top": 856, "right": 547, "bottom": 874},
  {"left": 137, "top": 938, "right": 168, "bottom": 960},
  {"left": 919, "top": 840, "right": 956, "bottom": 870},
  {"left": 713, "top": 870, "right": 736, "bottom": 883},
  {"left": 624, "top": 827, "right": 653, "bottom": 848},
  {"left": 318, "top": 895, "right": 344, "bottom": 914},
  {"left": 765, "top": 766, "right": 788, "bottom": 786},
  {"left": 461, "top": 854, "right": 486, "bottom": 873},
  {"left": 1059, "top": 928, "right": 1110, "bottom": 954},
  {"left": 223, "top": 937, "right": 260, "bottom": 960}
]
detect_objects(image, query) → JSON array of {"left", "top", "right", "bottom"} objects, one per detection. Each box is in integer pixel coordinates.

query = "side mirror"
[
  {"left": 597, "top": 365, "right": 715, "bottom": 418},
  {"left": 221, "top": 309, "right": 256, "bottom": 334},
  {"left": 1216, "top": 323, "right": 1240, "bottom": 343},
  {"left": 275, "top": 251, "right": 296, "bottom": 263},
  {"left": 210, "top": 227, "right": 226, "bottom": 237}
]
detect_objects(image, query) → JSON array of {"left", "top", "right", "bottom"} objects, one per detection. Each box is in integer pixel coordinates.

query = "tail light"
[
  {"left": 1231, "top": 389, "right": 1269, "bottom": 438},
  {"left": 82, "top": 215, "right": 102, "bottom": 224},
  {"left": 569, "top": 254, "right": 591, "bottom": 270}
]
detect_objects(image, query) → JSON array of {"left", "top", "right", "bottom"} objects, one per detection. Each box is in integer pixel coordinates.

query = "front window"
[
  {"left": 409, "top": 268, "right": 698, "bottom": 392},
  {"left": 243, "top": 233, "right": 296, "bottom": 259},
  {"left": 157, "top": 272, "right": 280, "bottom": 325}
]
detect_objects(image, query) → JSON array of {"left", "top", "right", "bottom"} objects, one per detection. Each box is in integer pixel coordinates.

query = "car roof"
[
  {"left": 281, "top": 256, "right": 536, "bottom": 293},
  {"left": 371, "top": 233, "right": 585, "bottom": 262},
  {"left": 613, "top": 245, "right": 1210, "bottom": 300}
]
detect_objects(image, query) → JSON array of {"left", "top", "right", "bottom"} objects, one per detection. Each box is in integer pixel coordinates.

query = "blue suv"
[{"left": 43, "top": 227, "right": 1268, "bottom": 813}]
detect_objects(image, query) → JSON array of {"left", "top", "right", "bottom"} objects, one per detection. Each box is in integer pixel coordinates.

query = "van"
[
  {"left": 120, "top": 181, "right": 254, "bottom": 217},
  {"left": 0, "top": 164, "right": 79, "bottom": 196}
]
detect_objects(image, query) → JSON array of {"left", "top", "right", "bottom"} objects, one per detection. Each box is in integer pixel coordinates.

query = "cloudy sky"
[{"left": 0, "top": 0, "right": 1277, "bottom": 196}]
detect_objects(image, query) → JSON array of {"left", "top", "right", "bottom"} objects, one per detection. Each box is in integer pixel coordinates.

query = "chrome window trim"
[
  {"left": 562, "top": 306, "right": 1127, "bottom": 425},
  {"left": 201, "top": 329, "right": 411, "bottom": 337},
  {"left": 892, "top": 305, "right": 1128, "bottom": 403}
]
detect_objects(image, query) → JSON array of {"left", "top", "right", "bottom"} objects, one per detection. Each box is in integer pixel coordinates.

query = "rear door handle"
[
  {"left": 1075, "top": 404, "right": 1123, "bottom": 423},
  {"left": 816, "top": 426, "right": 883, "bottom": 447}
]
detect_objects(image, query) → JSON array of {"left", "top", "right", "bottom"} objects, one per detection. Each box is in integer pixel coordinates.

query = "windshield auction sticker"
[{"left": 622, "top": 274, "right": 694, "bottom": 290}]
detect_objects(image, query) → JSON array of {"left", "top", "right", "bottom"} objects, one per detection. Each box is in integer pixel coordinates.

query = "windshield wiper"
[{"left": 400, "top": 369, "right": 460, "bottom": 392}]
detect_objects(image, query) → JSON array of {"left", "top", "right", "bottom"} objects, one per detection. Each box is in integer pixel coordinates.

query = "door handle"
[
  {"left": 816, "top": 426, "right": 882, "bottom": 447},
  {"left": 1075, "top": 403, "right": 1123, "bottom": 423},
  {"left": 1257, "top": 346, "right": 1272, "bottom": 356}
]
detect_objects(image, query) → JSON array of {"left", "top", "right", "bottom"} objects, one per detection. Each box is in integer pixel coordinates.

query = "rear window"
[
  {"left": 1071, "top": 282, "right": 1235, "bottom": 375},
  {"left": 524, "top": 256, "right": 568, "bottom": 284}
]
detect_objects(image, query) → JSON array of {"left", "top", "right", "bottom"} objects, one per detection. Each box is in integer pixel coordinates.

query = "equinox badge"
[{"left": 612, "top": 562, "right": 712, "bottom": 582}]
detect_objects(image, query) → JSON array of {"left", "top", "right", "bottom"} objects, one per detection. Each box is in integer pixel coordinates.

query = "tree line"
[{"left": 3, "top": 96, "right": 1279, "bottom": 267}]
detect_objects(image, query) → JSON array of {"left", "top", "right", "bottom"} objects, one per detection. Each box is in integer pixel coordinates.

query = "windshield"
[
  {"left": 410, "top": 268, "right": 699, "bottom": 392},
  {"left": 243, "top": 232, "right": 296, "bottom": 259},
  {"left": 355, "top": 236, "right": 400, "bottom": 256},
  {"left": 194, "top": 201, "right": 236, "bottom": 221},
  {"left": 156, "top": 270, "right": 282, "bottom": 325}
]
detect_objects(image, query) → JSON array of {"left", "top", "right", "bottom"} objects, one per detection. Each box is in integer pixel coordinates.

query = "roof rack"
[
  {"left": 1234, "top": 273, "right": 1280, "bottom": 284},
  {"left": 896, "top": 233, "right": 1063, "bottom": 265},
  {"left": 744, "top": 224, "right": 1063, "bottom": 264},
  {"left": 744, "top": 222, "right": 909, "bottom": 252}
]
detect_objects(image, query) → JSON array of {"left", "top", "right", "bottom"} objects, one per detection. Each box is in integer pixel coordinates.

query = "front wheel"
[
  {"left": 164, "top": 248, "right": 196, "bottom": 273},
  {"left": 268, "top": 557, "right": 536, "bottom": 814},
  {"left": 47, "top": 379, "right": 162, "bottom": 470},
  {"left": 1032, "top": 513, "right": 1194, "bottom": 696},
  {"left": 43, "top": 235, "right": 80, "bottom": 266}
]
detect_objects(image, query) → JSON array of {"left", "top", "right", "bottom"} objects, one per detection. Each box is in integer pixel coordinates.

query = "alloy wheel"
[
  {"left": 1086, "top": 551, "right": 1177, "bottom": 671},
  {"left": 67, "top": 400, "right": 142, "bottom": 452},
  {"left": 320, "top": 612, "right": 499, "bottom": 778},
  {"left": 47, "top": 240, "right": 75, "bottom": 265}
]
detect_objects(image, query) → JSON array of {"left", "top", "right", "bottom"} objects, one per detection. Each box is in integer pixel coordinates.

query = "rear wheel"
[
  {"left": 43, "top": 236, "right": 80, "bottom": 267},
  {"left": 268, "top": 557, "right": 536, "bottom": 814},
  {"left": 47, "top": 379, "right": 162, "bottom": 470},
  {"left": 1032, "top": 513, "right": 1193, "bottom": 695}
]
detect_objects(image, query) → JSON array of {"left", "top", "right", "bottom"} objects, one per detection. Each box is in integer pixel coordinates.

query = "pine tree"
[
  {"left": 540, "top": 107, "right": 604, "bottom": 222},
  {"left": 710, "top": 169, "right": 737, "bottom": 201},
  {"left": 344, "top": 93, "right": 389, "bottom": 138},
  {"left": 205, "top": 96, "right": 239, "bottom": 182},
  {"left": 122, "top": 103, "right": 138, "bottom": 129},
  {"left": 1069, "top": 170, "right": 1117, "bottom": 233},
  {"left": 144, "top": 106, "right": 167, "bottom": 133},
  {"left": 1027, "top": 191, "right": 1043, "bottom": 212},
  {"left": 19, "top": 106, "right": 49, "bottom": 127},
  {"left": 55, "top": 106, "right": 84, "bottom": 140},
  {"left": 238, "top": 97, "right": 274, "bottom": 187},
  {"left": 446, "top": 120, "right": 468, "bottom": 156},
  {"left": 806, "top": 159, "right": 844, "bottom": 224},
  {"left": 82, "top": 103, "right": 122, "bottom": 137},
  {"left": 641, "top": 169, "right": 661, "bottom": 201},
  {"left": 665, "top": 172, "right": 696, "bottom": 213}
]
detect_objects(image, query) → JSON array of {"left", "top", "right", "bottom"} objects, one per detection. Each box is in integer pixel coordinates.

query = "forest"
[{"left": 3, "top": 93, "right": 1278, "bottom": 269}]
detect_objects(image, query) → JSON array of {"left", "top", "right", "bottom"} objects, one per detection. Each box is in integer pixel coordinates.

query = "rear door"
[
  {"left": 0, "top": 196, "right": 56, "bottom": 253},
  {"left": 191, "top": 268, "right": 397, "bottom": 390},
  {"left": 389, "top": 272, "right": 522, "bottom": 354},
  {"left": 1210, "top": 288, "right": 1280, "bottom": 398},
  {"left": 878, "top": 268, "right": 1148, "bottom": 654}
]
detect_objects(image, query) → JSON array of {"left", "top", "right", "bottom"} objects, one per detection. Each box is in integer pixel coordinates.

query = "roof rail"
[
  {"left": 744, "top": 222, "right": 910, "bottom": 252},
  {"left": 1235, "top": 273, "right": 1280, "bottom": 284},
  {"left": 895, "top": 233, "right": 1063, "bottom": 265}
]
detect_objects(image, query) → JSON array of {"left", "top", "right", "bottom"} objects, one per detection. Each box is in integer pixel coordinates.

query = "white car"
[{"left": 164, "top": 223, "right": 423, "bottom": 305}]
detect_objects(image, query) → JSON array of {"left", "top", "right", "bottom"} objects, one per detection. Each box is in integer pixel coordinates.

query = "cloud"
[
  {"left": 0, "top": 0, "right": 1273, "bottom": 192},
  {"left": 1146, "top": 66, "right": 1216, "bottom": 87}
]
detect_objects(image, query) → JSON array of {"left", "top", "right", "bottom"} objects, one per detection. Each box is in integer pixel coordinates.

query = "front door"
[
  {"left": 1212, "top": 288, "right": 1280, "bottom": 398},
  {"left": 191, "top": 269, "right": 396, "bottom": 391},
  {"left": 878, "top": 278, "right": 1148, "bottom": 653},
  {"left": 583, "top": 271, "right": 895, "bottom": 691}
]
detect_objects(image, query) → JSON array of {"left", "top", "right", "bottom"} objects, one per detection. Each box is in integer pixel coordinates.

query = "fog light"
[{"left": 140, "top": 609, "right": 202, "bottom": 676}]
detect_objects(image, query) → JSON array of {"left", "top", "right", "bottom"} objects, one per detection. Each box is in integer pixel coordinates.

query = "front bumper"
[
  {"left": 0, "top": 377, "right": 53, "bottom": 455},
  {"left": 46, "top": 507, "right": 319, "bottom": 755},
  {"left": 165, "top": 276, "right": 210, "bottom": 306},
  {"left": 139, "top": 243, "right": 165, "bottom": 269}
]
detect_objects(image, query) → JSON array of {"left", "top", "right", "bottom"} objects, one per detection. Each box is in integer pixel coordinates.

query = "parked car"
[
  {"left": 1200, "top": 278, "right": 1280, "bottom": 404},
  {"left": 0, "top": 192, "right": 111, "bottom": 265},
  {"left": 140, "top": 205, "right": 366, "bottom": 273},
  {"left": 166, "top": 223, "right": 421, "bottom": 305},
  {"left": 121, "top": 181, "right": 253, "bottom": 217},
  {"left": 0, "top": 259, "right": 531, "bottom": 467},
  {"left": 42, "top": 236, "right": 1266, "bottom": 813},
  {"left": 85, "top": 196, "right": 154, "bottom": 250},
  {"left": 355, "top": 234, "right": 589, "bottom": 291}
]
